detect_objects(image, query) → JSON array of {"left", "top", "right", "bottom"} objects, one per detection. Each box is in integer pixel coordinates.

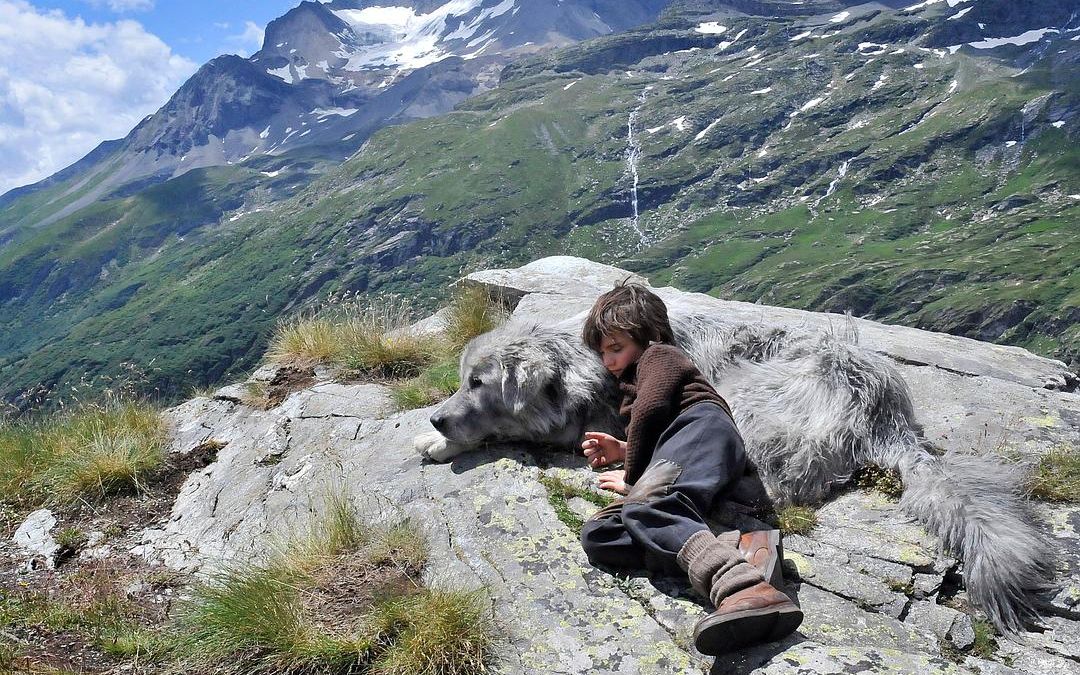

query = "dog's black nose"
[{"left": 430, "top": 412, "right": 447, "bottom": 432}]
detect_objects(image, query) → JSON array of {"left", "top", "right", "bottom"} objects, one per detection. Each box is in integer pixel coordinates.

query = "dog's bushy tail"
[
  {"left": 887, "top": 447, "right": 1055, "bottom": 632},
  {"left": 866, "top": 354, "right": 1055, "bottom": 633}
]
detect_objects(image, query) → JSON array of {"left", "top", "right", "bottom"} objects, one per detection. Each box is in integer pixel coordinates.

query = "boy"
[{"left": 579, "top": 282, "right": 802, "bottom": 655}]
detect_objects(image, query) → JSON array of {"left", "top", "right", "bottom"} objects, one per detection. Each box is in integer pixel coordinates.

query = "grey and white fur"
[{"left": 415, "top": 317, "right": 1055, "bottom": 632}]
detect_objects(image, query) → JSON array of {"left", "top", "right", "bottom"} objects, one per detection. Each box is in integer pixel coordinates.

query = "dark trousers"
[{"left": 581, "top": 402, "right": 747, "bottom": 575}]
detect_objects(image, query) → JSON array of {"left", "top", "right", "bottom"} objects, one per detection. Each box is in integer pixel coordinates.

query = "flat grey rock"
[
  {"left": 795, "top": 584, "right": 936, "bottom": 654},
  {"left": 904, "top": 600, "right": 975, "bottom": 651},
  {"left": 785, "top": 548, "right": 909, "bottom": 619},
  {"left": 806, "top": 492, "right": 955, "bottom": 573},
  {"left": 276, "top": 382, "right": 392, "bottom": 419},
  {"left": 720, "top": 640, "right": 971, "bottom": 674},
  {"left": 13, "top": 509, "right": 59, "bottom": 563},
  {"left": 466, "top": 256, "right": 649, "bottom": 305}
]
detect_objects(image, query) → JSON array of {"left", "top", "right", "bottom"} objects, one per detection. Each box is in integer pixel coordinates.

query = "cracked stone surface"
[{"left": 133, "top": 257, "right": 1080, "bottom": 673}]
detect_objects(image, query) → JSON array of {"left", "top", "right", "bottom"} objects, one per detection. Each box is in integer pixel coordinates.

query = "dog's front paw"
[{"left": 413, "top": 431, "right": 463, "bottom": 462}]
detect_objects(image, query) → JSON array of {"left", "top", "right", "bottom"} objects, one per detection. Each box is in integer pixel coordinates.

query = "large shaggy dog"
[{"left": 414, "top": 318, "right": 1054, "bottom": 632}]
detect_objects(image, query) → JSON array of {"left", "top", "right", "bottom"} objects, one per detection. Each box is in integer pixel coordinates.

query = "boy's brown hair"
[{"left": 582, "top": 281, "right": 675, "bottom": 352}]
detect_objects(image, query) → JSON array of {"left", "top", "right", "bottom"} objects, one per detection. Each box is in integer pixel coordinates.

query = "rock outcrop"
[{"left": 136, "top": 257, "right": 1079, "bottom": 674}]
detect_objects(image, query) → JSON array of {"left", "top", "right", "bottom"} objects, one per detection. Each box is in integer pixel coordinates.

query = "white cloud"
[
  {"left": 87, "top": 0, "right": 155, "bottom": 12},
  {"left": 0, "top": 1, "right": 196, "bottom": 195},
  {"left": 224, "top": 20, "right": 265, "bottom": 58}
]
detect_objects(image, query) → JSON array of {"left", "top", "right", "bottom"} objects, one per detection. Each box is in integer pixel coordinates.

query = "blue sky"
[
  {"left": 33, "top": 0, "right": 302, "bottom": 63},
  {"left": 0, "top": 0, "right": 306, "bottom": 194}
]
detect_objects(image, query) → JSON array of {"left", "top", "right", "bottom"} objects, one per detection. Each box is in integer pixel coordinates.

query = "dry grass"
[
  {"left": 172, "top": 495, "right": 495, "bottom": 675},
  {"left": 0, "top": 400, "right": 165, "bottom": 507},
  {"left": 444, "top": 284, "right": 509, "bottom": 351},
  {"left": 268, "top": 295, "right": 444, "bottom": 378},
  {"left": 1028, "top": 445, "right": 1080, "bottom": 503},
  {"left": 0, "top": 565, "right": 164, "bottom": 667}
]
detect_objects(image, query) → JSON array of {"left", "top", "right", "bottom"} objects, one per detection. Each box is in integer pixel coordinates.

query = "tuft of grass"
[
  {"left": 171, "top": 496, "right": 491, "bottom": 675},
  {"left": 284, "top": 493, "right": 374, "bottom": 573},
  {"left": 390, "top": 357, "right": 461, "bottom": 411},
  {"left": 268, "top": 295, "right": 444, "bottom": 378},
  {"left": 885, "top": 578, "right": 914, "bottom": 596},
  {"left": 0, "top": 400, "right": 165, "bottom": 508},
  {"left": 853, "top": 464, "right": 905, "bottom": 500},
  {"left": 56, "top": 526, "right": 87, "bottom": 549},
  {"left": 539, "top": 474, "right": 616, "bottom": 534},
  {"left": 1028, "top": 445, "right": 1080, "bottom": 503},
  {"left": 367, "top": 589, "right": 494, "bottom": 675},
  {"left": 0, "top": 421, "right": 37, "bottom": 509},
  {"left": 971, "top": 618, "right": 998, "bottom": 659},
  {"left": 366, "top": 519, "right": 430, "bottom": 576},
  {"left": 777, "top": 505, "right": 818, "bottom": 536},
  {"left": 267, "top": 315, "right": 341, "bottom": 366},
  {"left": 444, "top": 284, "right": 509, "bottom": 351}
]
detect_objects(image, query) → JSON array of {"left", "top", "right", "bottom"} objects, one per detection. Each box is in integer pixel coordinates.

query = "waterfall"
[
  {"left": 626, "top": 89, "right": 649, "bottom": 245},
  {"left": 824, "top": 159, "right": 850, "bottom": 199}
]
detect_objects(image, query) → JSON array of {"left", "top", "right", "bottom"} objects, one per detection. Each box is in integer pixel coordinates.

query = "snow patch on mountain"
[
  {"left": 267, "top": 65, "right": 295, "bottom": 83},
  {"left": 717, "top": 28, "right": 748, "bottom": 51},
  {"left": 967, "top": 28, "right": 1059, "bottom": 50},
  {"left": 904, "top": 0, "right": 972, "bottom": 11},
  {"left": 329, "top": 0, "right": 519, "bottom": 71},
  {"left": 696, "top": 22, "right": 727, "bottom": 35},
  {"left": 694, "top": 118, "right": 721, "bottom": 141},
  {"left": 312, "top": 107, "right": 360, "bottom": 118}
]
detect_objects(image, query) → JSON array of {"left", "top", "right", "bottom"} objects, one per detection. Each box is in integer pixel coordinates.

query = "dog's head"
[{"left": 429, "top": 326, "right": 563, "bottom": 447}]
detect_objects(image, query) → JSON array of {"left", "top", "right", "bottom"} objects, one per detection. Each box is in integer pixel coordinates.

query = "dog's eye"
[{"left": 468, "top": 375, "right": 483, "bottom": 388}]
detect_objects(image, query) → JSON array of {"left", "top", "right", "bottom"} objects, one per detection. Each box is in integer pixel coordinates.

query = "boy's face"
[{"left": 599, "top": 331, "right": 644, "bottom": 378}]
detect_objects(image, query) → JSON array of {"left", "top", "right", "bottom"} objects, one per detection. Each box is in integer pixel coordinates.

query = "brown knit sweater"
[{"left": 618, "top": 343, "right": 733, "bottom": 485}]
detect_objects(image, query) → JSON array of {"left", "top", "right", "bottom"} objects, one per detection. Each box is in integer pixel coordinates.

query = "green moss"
[
  {"left": 538, "top": 474, "right": 615, "bottom": 534},
  {"left": 971, "top": 618, "right": 998, "bottom": 659},
  {"left": 853, "top": 464, "right": 905, "bottom": 500},
  {"left": 777, "top": 505, "right": 818, "bottom": 536}
]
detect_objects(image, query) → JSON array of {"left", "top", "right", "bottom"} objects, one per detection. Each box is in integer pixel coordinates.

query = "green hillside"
[{"left": 1, "top": 5, "right": 1076, "bottom": 408}]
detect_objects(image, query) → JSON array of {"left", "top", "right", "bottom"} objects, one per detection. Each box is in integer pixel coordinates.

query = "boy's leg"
[
  {"left": 618, "top": 404, "right": 751, "bottom": 572},
  {"left": 580, "top": 503, "right": 646, "bottom": 570},
  {"left": 616, "top": 404, "right": 802, "bottom": 654}
]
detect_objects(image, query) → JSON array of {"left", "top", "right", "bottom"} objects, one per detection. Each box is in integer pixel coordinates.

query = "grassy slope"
[{"left": 0, "top": 8, "right": 1076, "bottom": 407}]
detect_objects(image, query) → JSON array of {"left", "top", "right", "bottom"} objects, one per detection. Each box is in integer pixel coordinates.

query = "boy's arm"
[{"left": 623, "top": 346, "right": 693, "bottom": 484}]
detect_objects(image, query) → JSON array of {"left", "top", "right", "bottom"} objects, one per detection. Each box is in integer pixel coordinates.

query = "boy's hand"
[
  {"left": 581, "top": 431, "right": 626, "bottom": 468},
  {"left": 597, "top": 469, "right": 628, "bottom": 495}
]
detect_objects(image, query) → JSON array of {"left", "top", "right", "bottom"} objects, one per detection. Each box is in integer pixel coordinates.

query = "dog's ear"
[{"left": 501, "top": 356, "right": 555, "bottom": 415}]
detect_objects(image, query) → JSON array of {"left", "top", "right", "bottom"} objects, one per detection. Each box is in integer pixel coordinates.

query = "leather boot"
[
  {"left": 739, "top": 529, "right": 784, "bottom": 589},
  {"left": 693, "top": 580, "right": 803, "bottom": 656}
]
